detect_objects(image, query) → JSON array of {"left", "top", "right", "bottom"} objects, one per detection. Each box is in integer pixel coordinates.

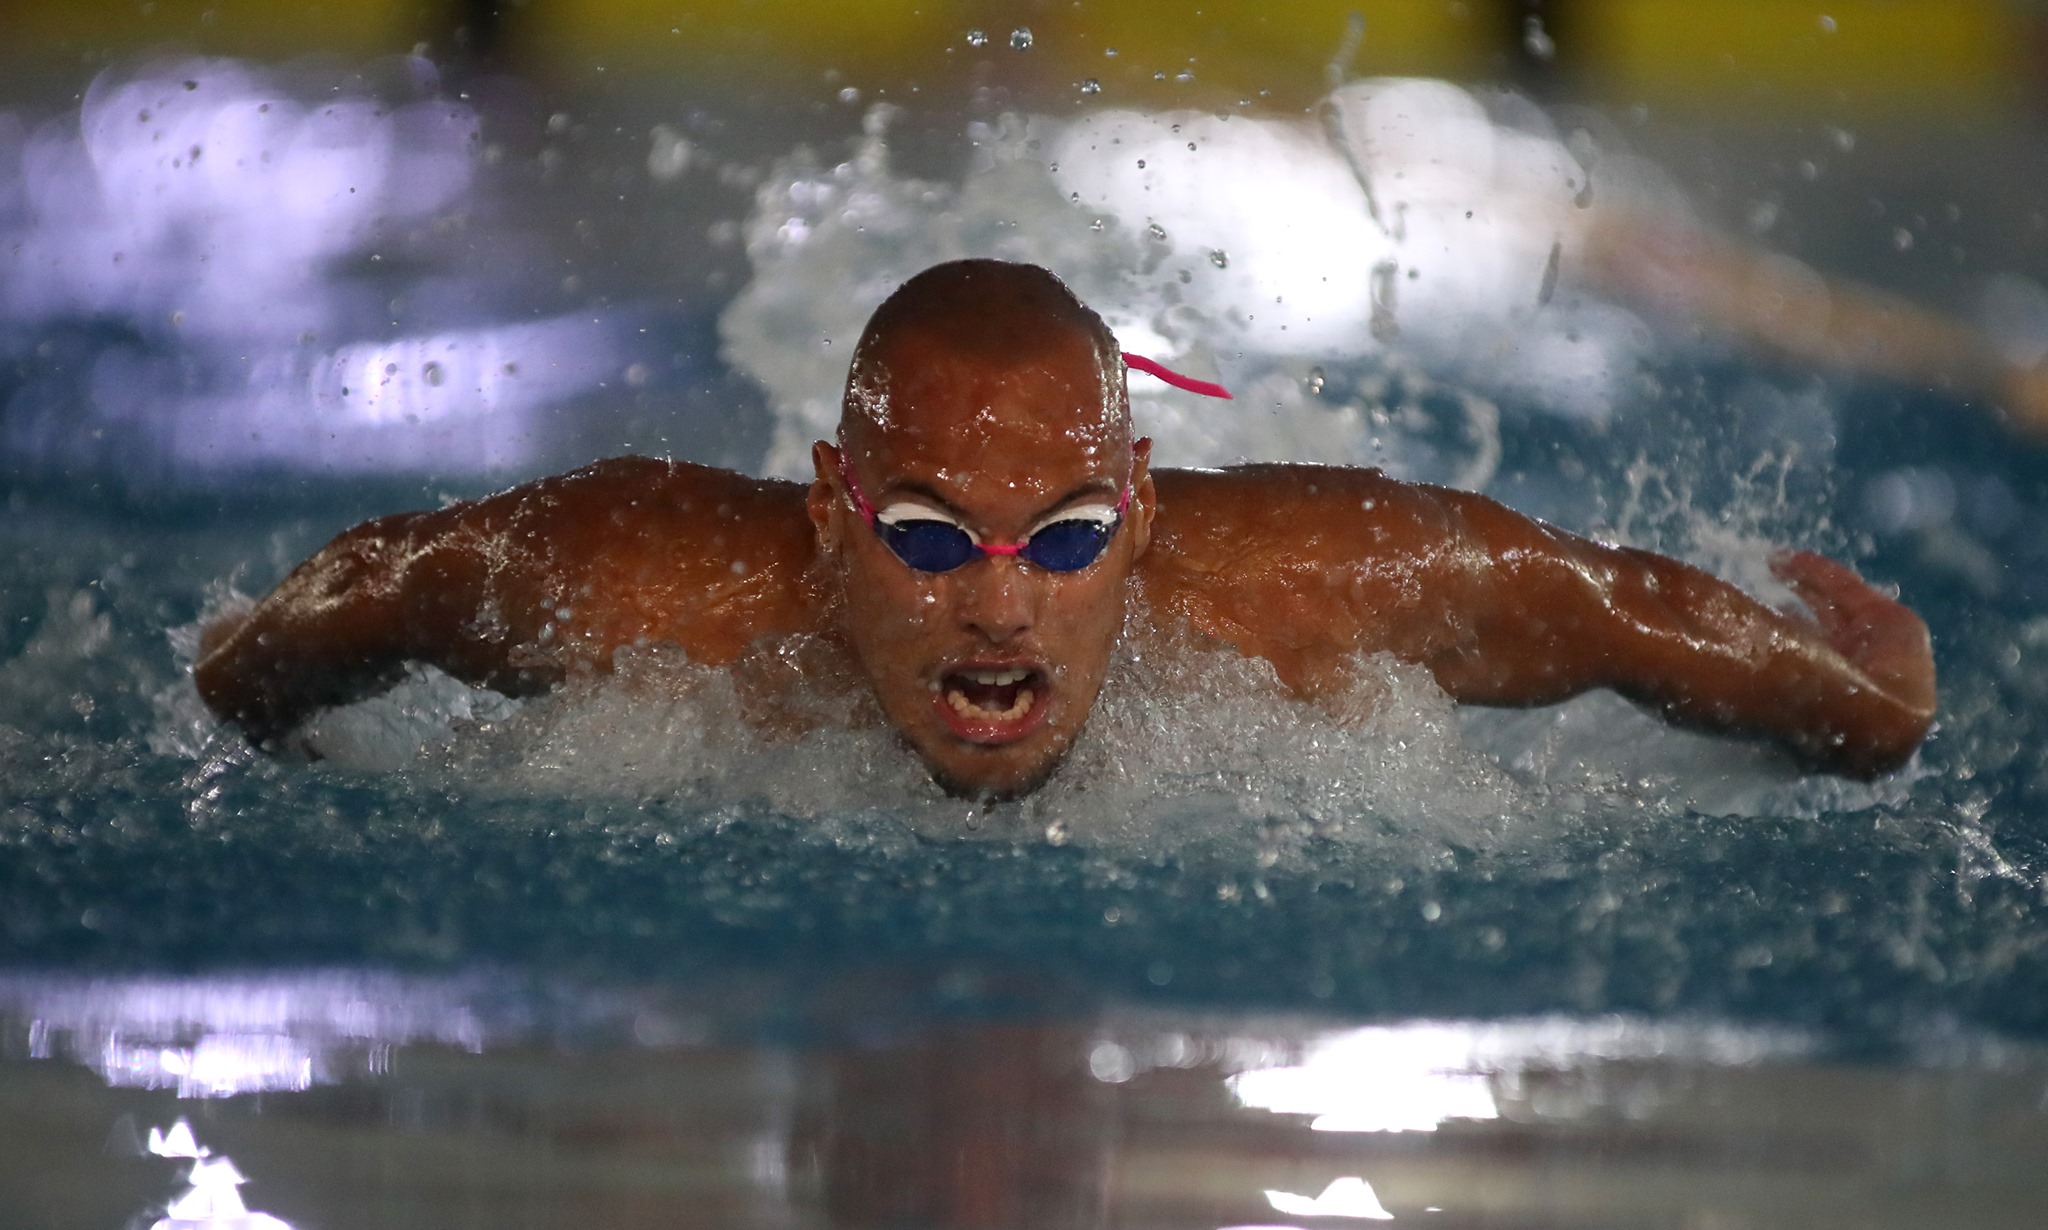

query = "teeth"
[
  {"left": 946, "top": 685, "right": 1036, "bottom": 723},
  {"left": 963, "top": 668, "right": 1030, "bottom": 686}
]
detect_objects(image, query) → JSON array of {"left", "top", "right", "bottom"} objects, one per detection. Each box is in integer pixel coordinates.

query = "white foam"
[{"left": 721, "top": 79, "right": 1658, "bottom": 484}]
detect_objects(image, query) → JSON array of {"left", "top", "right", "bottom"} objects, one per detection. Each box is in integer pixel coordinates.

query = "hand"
[{"left": 1770, "top": 548, "right": 1937, "bottom": 730}]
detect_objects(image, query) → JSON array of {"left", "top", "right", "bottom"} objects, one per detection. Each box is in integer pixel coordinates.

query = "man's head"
[{"left": 808, "top": 259, "right": 1154, "bottom": 798}]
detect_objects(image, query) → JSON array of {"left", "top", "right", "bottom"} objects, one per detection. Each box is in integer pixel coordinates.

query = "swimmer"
[{"left": 194, "top": 259, "right": 1936, "bottom": 798}]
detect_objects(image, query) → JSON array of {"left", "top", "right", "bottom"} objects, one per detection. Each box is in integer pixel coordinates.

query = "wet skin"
[{"left": 195, "top": 261, "right": 1936, "bottom": 792}]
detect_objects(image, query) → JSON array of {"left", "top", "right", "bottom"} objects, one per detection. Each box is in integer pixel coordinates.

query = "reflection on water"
[
  {"left": 147, "top": 1120, "right": 296, "bottom": 1230},
  {"left": 1, "top": 970, "right": 2042, "bottom": 1229},
  {"left": 8, "top": 970, "right": 486, "bottom": 1096},
  {"left": 1262, "top": 1175, "right": 1397, "bottom": 1220}
]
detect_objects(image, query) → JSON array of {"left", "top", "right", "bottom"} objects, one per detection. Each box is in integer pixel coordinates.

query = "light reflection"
[
  {"left": 2, "top": 970, "right": 490, "bottom": 1097},
  {"left": 0, "top": 56, "right": 638, "bottom": 477},
  {"left": 1264, "top": 1176, "right": 1396, "bottom": 1220},
  {"left": 102, "top": 1031, "right": 316, "bottom": 1099},
  {"left": 147, "top": 1117, "right": 296, "bottom": 1230},
  {"left": 1228, "top": 1023, "right": 1501, "bottom": 1133},
  {"left": 1224, "top": 1016, "right": 1813, "bottom": 1133}
]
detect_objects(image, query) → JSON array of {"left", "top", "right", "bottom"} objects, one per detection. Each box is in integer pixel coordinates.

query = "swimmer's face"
[{"left": 810, "top": 309, "right": 1152, "bottom": 799}]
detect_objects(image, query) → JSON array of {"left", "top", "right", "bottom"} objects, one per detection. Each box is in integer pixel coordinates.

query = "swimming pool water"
[{"left": 4, "top": 46, "right": 2048, "bottom": 1230}]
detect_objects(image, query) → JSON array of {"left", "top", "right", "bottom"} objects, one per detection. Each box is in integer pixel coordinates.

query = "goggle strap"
[{"left": 1123, "top": 352, "right": 1233, "bottom": 400}]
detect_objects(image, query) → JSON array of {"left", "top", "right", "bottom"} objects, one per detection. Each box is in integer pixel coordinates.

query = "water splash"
[{"left": 723, "top": 78, "right": 1667, "bottom": 485}]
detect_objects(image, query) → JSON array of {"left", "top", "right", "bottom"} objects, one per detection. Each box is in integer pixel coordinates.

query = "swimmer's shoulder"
[
  {"left": 453, "top": 456, "right": 820, "bottom": 660},
  {"left": 436, "top": 455, "right": 809, "bottom": 538},
  {"left": 488, "top": 455, "right": 805, "bottom": 512},
  {"left": 1151, "top": 464, "right": 1429, "bottom": 532},
  {"left": 1145, "top": 464, "right": 1466, "bottom": 591}
]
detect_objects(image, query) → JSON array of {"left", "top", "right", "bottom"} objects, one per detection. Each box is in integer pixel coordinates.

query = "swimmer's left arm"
[
  {"left": 1389, "top": 486, "right": 1936, "bottom": 777},
  {"left": 1149, "top": 467, "right": 1933, "bottom": 778}
]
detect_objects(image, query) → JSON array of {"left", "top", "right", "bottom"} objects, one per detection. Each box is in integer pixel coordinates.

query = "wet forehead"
[{"left": 845, "top": 323, "right": 1130, "bottom": 493}]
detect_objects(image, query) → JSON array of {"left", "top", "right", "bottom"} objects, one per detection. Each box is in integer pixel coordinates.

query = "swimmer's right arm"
[
  {"left": 194, "top": 459, "right": 822, "bottom": 746},
  {"left": 193, "top": 506, "right": 562, "bottom": 745}
]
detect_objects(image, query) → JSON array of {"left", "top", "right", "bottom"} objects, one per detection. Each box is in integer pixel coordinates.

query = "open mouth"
[{"left": 935, "top": 665, "right": 1048, "bottom": 742}]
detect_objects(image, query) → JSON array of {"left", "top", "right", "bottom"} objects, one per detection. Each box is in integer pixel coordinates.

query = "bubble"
[
  {"left": 965, "top": 28, "right": 987, "bottom": 48},
  {"left": 1208, "top": 249, "right": 1229, "bottom": 269},
  {"left": 421, "top": 361, "right": 444, "bottom": 387},
  {"left": 1009, "top": 27, "right": 1033, "bottom": 51},
  {"left": 1080, "top": 79, "right": 1101, "bottom": 96}
]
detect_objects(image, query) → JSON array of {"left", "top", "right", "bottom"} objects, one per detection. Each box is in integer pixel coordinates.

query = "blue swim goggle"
[
  {"left": 833, "top": 353, "right": 1227, "bottom": 575},
  {"left": 839, "top": 449, "right": 1131, "bottom": 574}
]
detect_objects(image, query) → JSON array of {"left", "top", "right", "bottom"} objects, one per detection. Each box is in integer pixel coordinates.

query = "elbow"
[{"left": 192, "top": 622, "right": 288, "bottom": 747}]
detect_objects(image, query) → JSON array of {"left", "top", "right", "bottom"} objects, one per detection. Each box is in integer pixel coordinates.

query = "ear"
[
  {"left": 808, "top": 440, "right": 843, "bottom": 550},
  {"left": 1127, "top": 436, "right": 1156, "bottom": 560}
]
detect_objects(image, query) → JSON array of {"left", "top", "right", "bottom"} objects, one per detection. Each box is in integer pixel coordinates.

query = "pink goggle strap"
[{"left": 1122, "top": 352, "right": 1233, "bottom": 400}]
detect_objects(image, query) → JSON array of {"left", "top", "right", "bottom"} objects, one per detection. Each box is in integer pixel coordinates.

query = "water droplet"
[
  {"left": 1523, "top": 15, "right": 1556, "bottom": 61},
  {"left": 1104, "top": 47, "right": 1118, "bottom": 58},
  {"left": 1208, "top": 249, "right": 1229, "bottom": 269},
  {"left": 1175, "top": 69, "right": 1195, "bottom": 83},
  {"left": 1080, "top": 78, "right": 1101, "bottom": 95},
  {"left": 1819, "top": 14, "right": 1837, "bottom": 34},
  {"left": 1147, "top": 222, "right": 1167, "bottom": 241},
  {"left": 1069, "top": 191, "right": 1081, "bottom": 203},
  {"left": 965, "top": 28, "right": 988, "bottom": 48},
  {"left": 1009, "top": 26, "right": 1033, "bottom": 50},
  {"left": 1187, "top": 141, "right": 1197, "bottom": 151},
  {"left": 422, "top": 361, "right": 445, "bottom": 387},
  {"left": 1307, "top": 366, "right": 1326, "bottom": 395},
  {"left": 1136, "top": 158, "right": 1146, "bottom": 169}
]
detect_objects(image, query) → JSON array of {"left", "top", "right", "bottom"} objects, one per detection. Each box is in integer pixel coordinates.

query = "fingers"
[
  {"left": 1768, "top": 549, "right": 1873, "bottom": 637},
  {"left": 1769, "top": 549, "right": 1935, "bottom": 722}
]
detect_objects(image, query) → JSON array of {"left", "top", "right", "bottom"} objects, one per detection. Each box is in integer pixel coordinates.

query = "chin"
[{"left": 920, "top": 737, "right": 1071, "bottom": 801}]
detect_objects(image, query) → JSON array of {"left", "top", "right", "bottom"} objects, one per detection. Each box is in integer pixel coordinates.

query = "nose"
[{"left": 954, "top": 556, "right": 1038, "bottom": 644}]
